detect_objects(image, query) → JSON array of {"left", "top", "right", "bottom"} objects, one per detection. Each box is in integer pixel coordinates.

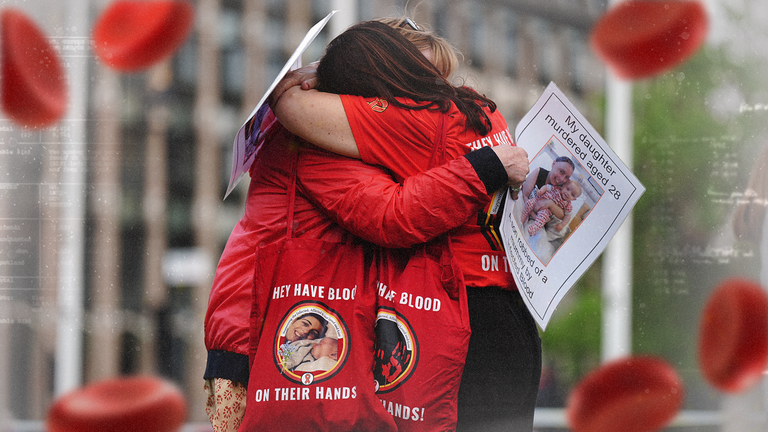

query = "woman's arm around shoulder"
[
  {"left": 272, "top": 86, "right": 361, "bottom": 158},
  {"left": 297, "top": 146, "right": 515, "bottom": 248}
]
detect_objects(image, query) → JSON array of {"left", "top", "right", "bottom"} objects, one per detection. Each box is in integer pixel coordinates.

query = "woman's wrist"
[{"left": 463, "top": 146, "right": 509, "bottom": 194}]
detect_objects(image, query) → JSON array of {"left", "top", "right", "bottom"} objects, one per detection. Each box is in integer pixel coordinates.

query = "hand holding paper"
[
  {"left": 491, "top": 145, "right": 529, "bottom": 190},
  {"left": 500, "top": 82, "right": 645, "bottom": 330}
]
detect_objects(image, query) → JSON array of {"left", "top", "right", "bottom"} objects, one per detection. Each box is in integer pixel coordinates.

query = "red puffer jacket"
[{"left": 203, "top": 124, "right": 508, "bottom": 386}]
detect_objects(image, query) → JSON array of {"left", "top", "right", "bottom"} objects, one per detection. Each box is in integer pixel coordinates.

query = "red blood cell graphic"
[
  {"left": 46, "top": 376, "right": 187, "bottom": 432},
  {"left": 93, "top": 0, "right": 194, "bottom": 72},
  {"left": 698, "top": 278, "right": 768, "bottom": 393},
  {"left": 590, "top": 0, "right": 709, "bottom": 79},
  {"left": 566, "top": 356, "right": 684, "bottom": 432},
  {"left": 1, "top": 8, "right": 68, "bottom": 128}
]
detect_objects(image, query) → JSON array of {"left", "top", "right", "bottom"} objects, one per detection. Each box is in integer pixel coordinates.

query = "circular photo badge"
[
  {"left": 373, "top": 307, "right": 419, "bottom": 393},
  {"left": 273, "top": 301, "right": 348, "bottom": 385}
]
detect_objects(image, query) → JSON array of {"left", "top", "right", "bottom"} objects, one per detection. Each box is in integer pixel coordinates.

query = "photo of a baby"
[
  {"left": 280, "top": 326, "right": 339, "bottom": 373},
  {"left": 513, "top": 139, "right": 602, "bottom": 264}
]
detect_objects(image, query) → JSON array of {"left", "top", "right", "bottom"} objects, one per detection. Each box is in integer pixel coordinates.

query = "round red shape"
[
  {"left": 590, "top": 0, "right": 709, "bottom": 79},
  {"left": 698, "top": 278, "right": 768, "bottom": 393},
  {"left": 566, "top": 356, "right": 684, "bottom": 432},
  {"left": 1, "top": 8, "right": 68, "bottom": 128},
  {"left": 46, "top": 376, "right": 187, "bottom": 432},
  {"left": 93, "top": 0, "right": 194, "bottom": 71}
]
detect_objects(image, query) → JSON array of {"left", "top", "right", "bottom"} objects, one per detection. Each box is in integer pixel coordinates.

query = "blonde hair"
[{"left": 376, "top": 17, "right": 459, "bottom": 79}]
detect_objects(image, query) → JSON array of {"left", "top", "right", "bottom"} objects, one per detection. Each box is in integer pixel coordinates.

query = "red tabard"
[
  {"left": 240, "top": 154, "right": 396, "bottom": 432},
  {"left": 372, "top": 239, "right": 471, "bottom": 431},
  {"left": 371, "top": 114, "right": 471, "bottom": 431}
]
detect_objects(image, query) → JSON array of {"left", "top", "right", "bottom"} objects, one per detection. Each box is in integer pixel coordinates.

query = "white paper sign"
[
  {"left": 499, "top": 82, "right": 645, "bottom": 329},
  {"left": 224, "top": 10, "right": 337, "bottom": 199}
]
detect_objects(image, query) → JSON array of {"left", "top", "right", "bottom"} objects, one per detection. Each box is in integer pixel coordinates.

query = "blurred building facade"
[{"left": 0, "top": 0, "right": 607, "bottom": 423}]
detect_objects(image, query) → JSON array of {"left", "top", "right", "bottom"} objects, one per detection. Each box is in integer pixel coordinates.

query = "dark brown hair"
[{"left": 317, "top": 20, "right": 496, "bottom": 136}]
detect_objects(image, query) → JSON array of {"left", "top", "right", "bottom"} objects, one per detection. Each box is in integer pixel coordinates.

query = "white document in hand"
[
  {"left": 224, "top": 10, "right": 337, "bottom": 199},
  {"left": 499, "top": 82, "right": 645, "bottom": 330}
]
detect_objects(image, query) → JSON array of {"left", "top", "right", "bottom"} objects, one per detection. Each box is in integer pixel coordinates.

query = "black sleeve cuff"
[
  {"left": 204, "top": 350, "right": 250, "bottom": 387},
  {"left": 463, "top": 146, "right": 509, "bottom": 194}
]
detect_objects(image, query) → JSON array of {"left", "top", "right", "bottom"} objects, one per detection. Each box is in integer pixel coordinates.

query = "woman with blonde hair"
[
  {"left": 204, "top": 17, "right": 529, "bottom": 432},
  {"left": 376, "top": 16, "right": 459, "bottom": 78},
  {"left": 273, "top": 20, "right": 540, "bottom": 431}
]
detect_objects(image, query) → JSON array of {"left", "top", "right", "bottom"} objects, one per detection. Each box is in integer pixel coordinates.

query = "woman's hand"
[
  {"left": 491, "top": 145, "right": 528, "bottom": 200},
  {"left": 268, "top": 62, "right": 319, "bottom": 109}
]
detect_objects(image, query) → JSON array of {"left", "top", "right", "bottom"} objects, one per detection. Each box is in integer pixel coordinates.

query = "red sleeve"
[
  {"left": 339, "top": 94, "right": 437, "bottom": 181},
  {"left": 296, "top": 145, "right": 491, "bottom": 248}
]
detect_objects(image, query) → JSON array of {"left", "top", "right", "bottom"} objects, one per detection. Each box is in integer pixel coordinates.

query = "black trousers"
[{"left": 456, "top": 287, "right": 542, "bottom": 432}]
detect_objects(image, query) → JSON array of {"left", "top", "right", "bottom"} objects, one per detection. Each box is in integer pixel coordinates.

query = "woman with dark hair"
[
  {"left": 205, "top": 18, "right": 529, "bottom": 432},
  {"left": 273, "top": 20, "right": 541, "bottom": 432},
  {"left": 278, "top": 21, "right": 498, "bottom": 161}
]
